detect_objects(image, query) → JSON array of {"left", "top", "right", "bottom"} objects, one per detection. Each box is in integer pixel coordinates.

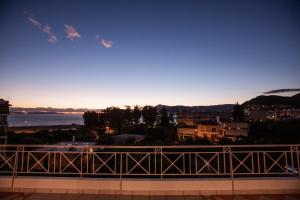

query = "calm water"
[{"left": 8, "top": 113, "right": 84, "bottom": 127}]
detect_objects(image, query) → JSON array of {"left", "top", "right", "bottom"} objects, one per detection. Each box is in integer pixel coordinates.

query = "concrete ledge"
[
  {"left": 0, "top": 177, "right": 300, "bottom": 195},
  {"left": 233, "top": 178, "right": 300, "bottom": 194}
]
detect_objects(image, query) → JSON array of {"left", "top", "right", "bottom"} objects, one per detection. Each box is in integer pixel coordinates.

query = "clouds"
[
  {"left": 264, "top": 88, "right": 300, "bottom": 94},
  {"left": 24, "top": 12, "right": 113, "bottom": 48},
  {"left": 42, "top": 25, "right": 52, "bottom": 34},
  {"left": 42, "top": 25, "right": 58, "bottom": 43},
  {"left": 27, "top": 16, "right": 42, "bottom": 29},
  {"left": 25, "top": 12, "right": 57, "bottom": 44},
  {"left": 101, "top": 39, "right": 113, "bottom": 48},
  {"left": 47, "top": 34, "right": 58, "bottom": 43},
  {"left": 64, "top": 24, "right": 81, "bottom": 41},
  {"left": 96, "top": 35, "right": 113, "bottom": 48}
]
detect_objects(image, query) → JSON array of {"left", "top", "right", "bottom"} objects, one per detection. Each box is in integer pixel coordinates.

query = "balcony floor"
[{"left": 1, "top": 193, "right": 300, "bottom": 200}]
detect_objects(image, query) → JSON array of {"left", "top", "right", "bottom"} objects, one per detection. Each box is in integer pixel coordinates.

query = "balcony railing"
[{"left": 0, "top": 144, "right": 299, "bottom": 178}]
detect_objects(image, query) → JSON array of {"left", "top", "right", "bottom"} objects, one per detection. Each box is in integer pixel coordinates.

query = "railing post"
[
  {"left": 86, "top": 147, "right": 89, "bottom": 175},
  {"left": 20, "top": 146, "right": 24, "bottom": 173},
  {"left": 297, "top": 145, "right": 300, "bottom": 178},
  {"left": 119, "top": 153, "right": 123, "bottom": 190},
  {"left": 183, "top": 152, "right": 185, "bottom": 174},
  {"left": 154, "top": 148, "right": 157, "bottom": 175},
  {"left": 257, "top": 152, "right": 260, "bottom": 174},
  {"left": 53, "top": 151, "right": 56, "bottom": 174},
  {"left": 160, "top": 147, "right": 163, "bottom": 179},
  {"left": 223, "top": 147, "right": 226, "bottom": 175},
  {"left": 189, "top": 153, "right": 191, "bottom": 175},
  {"left": 80, "top": 149, "right": 83, "bottom": 178},
  {"left": 11, "top": 145, "right": 20, "bottom": 189},
  {"left": 227, "top": 147, "right": 234, "bottom": 194}
]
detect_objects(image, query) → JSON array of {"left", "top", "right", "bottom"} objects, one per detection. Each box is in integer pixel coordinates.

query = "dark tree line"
[
  {"left": 83, "top": 105, "right": 175, "bottom": 130},
  {"left": 82, "top": 105, "right": 177, "bottom": 145}
]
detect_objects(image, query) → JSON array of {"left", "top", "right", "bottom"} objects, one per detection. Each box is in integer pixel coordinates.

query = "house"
[
  {"left": 221, "top": 122, "right": 249, "bottom": 141},
  {"left": 0, "top": 99, "right": 11, "bottom": 134},
  {"left": 176, "top": 111, "right": 232, "bottom": 126},
  {"left": 177, "top": 127, "right": 197, "bottom": 140},
  {"left": 196, "top": 121, "right": 222, "bottom": 142},
  {"left": 177, "top": 119, "right": 249, "bottom": 142}
]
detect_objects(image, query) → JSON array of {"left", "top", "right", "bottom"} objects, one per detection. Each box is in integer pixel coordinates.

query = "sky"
[{"left": 0, "top": 0, "right": 300, "bottom": 108}]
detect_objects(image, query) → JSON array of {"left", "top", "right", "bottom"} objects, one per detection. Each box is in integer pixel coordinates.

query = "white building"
[
  {"left": 177, "top": 127, "right": 197, "bottom": 140},
  {"left": 196, "top": 121, "right": 222, "bottom": 142},
  {"left": 221, "top": 122, "right": 249, "bottom": 141},
  {"left": 178, "top": 120, "right": 249, "bottom": 142}
]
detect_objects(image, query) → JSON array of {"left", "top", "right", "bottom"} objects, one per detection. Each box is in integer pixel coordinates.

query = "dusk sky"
[{"left": 1, "top": 0, "right": 300, "bottom": 108}]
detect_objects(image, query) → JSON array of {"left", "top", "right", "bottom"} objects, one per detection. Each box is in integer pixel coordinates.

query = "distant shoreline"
[
  {"left": 9, "top": 124, "right": 84, "bottom": 134},
  {"left": 9, "top": 124, "right": 83, "bottom": 129},
  {"left": 8, "top": 113, "right": 84, "bottom": 127},
  {"left": 11, "top": 112, "right": 83, "bottom": 115},
  {"left": 12, "top": 111, "right": 63, "bottom": 115}
]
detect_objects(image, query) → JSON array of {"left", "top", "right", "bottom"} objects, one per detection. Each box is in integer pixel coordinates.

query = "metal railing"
[{"left": 0, "top": 144, "right": 299, "bottom": 179}]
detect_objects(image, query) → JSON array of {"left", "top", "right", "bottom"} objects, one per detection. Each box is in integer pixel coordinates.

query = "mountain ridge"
[
  {"left": 8, "top": 93, "right": 300, "bottom": 113},
  {"left": 242, "top": 93, "right": 300, "bottom": 108}
]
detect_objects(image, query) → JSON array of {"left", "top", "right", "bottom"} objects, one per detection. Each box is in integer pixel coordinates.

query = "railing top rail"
[{"left": 0, "top": 144, "right": 299, "bottom": 149}]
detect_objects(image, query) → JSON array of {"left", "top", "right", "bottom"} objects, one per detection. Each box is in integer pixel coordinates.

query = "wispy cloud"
[
  {"left": 96, "top": 35, "right": 113, "bottom": 48},
  {"left": 47, "top": 34, "right": 58, "bottom": 43},
  {"left": 42, "top": 25, "right": 58, "bottom": 43},
  {"left": 24, "top": 12, "right": 58, "bottom": 43},
  {"left": 42, "top": 25, "right": 52, "bottom": 34},
  {"left": 101, "top": 39, "right": 113, "bottom": 48},
  {"left": 264, "top": 88, "right": 300, "bottom": 94},
  {"left": 27, "top": 16, "right": 42, "bottom": 29},
  {"left": 64, "top": 24, "right": 81, "bottom": 41}
]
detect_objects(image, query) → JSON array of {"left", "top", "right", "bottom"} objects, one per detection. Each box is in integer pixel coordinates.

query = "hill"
[
  {"left": 242, "top": 93, "right": 300, "bottom": 108},
  {"left": 155, "top": 104, "right": 235, "bottom": 113}
]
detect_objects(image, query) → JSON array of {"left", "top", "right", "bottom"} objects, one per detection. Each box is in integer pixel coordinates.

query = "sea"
[{"left": 8, "top": 113, "right": 84, "bottom": 127}]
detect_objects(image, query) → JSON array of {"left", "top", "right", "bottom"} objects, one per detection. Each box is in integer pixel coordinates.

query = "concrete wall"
[
  {"left": 177, "top": 128, "right": 196, "bottom": 139},
  {"left": 0, "top": 177, "right": 300, "bottom": 195}
]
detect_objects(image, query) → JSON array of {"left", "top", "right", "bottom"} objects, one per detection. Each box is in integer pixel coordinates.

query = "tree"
[
  {"left": 83, "top": 111, "right": 98, "bottom": 128},
  {"left": 98, "top": 112, "right": 107, "bottom": 128},
  {"left": 124, "top": 106, "right": 133, "bottom": 127},
  {"left": 98, "top": 134, "right": 114, "bottom": 145},
  {"left": 132, "top": 105, "right": 141, "bottom": 125},
  {"left": 195, "top": 136, "right": 212, "bottom": 145},
  {"left": 219, "top": 137, "right": 234, "bottom": 145},
  {"left": 142, "top": 105, "right": 157, "bottom": 127},
  {"left": 159, "top": 106, "right": 170, "bottom": 127},
  {"left": 104, "top": 107, "right": 125, "bottom": 130},
  {"left": 141, "top": 127, "right": 176, "bottom": 145},
  {"left": 169, "top": 113, "right": 175, "bottom": 126},
  {"left": 232, "top": 103, "right": 245, "bottom": 122}
]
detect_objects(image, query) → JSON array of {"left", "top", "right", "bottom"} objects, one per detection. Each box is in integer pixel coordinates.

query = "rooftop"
[
  {"left": 197, "top": 120, "right": 220, "bottom": 126},
  {"left": 0, "top": 99, "right": 10, "bottom": 105}
]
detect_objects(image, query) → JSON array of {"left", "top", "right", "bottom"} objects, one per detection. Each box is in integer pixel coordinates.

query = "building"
[
  {"left": 0, "top": 99, "right": 11, "bottom": 134},
  {"left": 221, "top": 122, "right": 249, "bottom": 141},
  {"left": 177, "top": 120, "right": 249, "bottom": 142},
  {"left": 177, "top": 117, "right": 197, "bottom": 127},
  {"left": 176, "top": 111, "right": 232, "bottom": 126},
  {"left": 177, "top": 127, "right": 197, "bottom": 140},
  {"left": 196, "top": 121, "right": 222, "bottom": 142}
]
